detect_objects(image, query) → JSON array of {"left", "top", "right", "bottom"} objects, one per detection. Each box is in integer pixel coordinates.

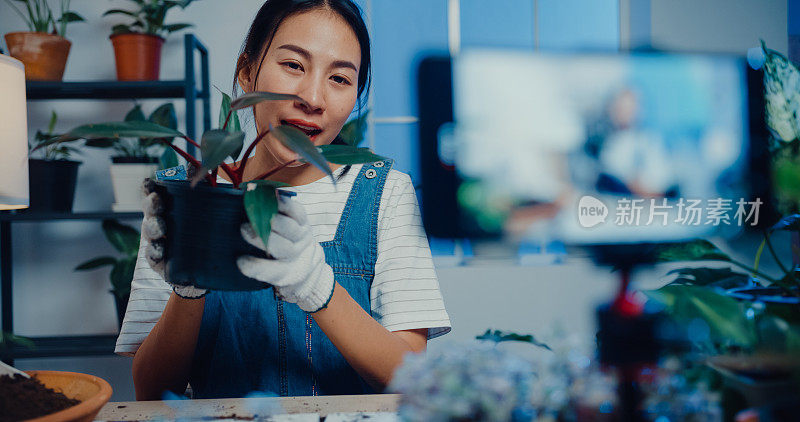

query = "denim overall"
[{"left": 187, "top": 160, "right": 393, "bottom": 398}]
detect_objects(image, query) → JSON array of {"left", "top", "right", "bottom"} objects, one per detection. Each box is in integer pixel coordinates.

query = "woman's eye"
[
  {"left": 331, "top": 75, "right": 351, "bottom": 85},
  {"left": 282, "top": 62, "right": 303, "bottom": 71}
]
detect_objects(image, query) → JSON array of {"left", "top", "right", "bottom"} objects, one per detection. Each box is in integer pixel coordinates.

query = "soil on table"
[{"left": 0, "top": 374, "right": 80, "bottom": 421}]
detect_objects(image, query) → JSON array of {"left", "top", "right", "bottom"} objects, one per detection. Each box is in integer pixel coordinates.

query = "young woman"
[{"left": 114, "top": 0, "right": 451, "bottom": 400}]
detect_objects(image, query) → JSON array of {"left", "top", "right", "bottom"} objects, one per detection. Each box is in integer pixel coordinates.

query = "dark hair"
[{"left": 234, "top": 0, "right": 371, "bottom": 146}]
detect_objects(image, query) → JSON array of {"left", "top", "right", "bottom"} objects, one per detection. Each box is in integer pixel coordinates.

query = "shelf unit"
[{"left": 0, "top": 34, "right": 210, "bottom": 365}]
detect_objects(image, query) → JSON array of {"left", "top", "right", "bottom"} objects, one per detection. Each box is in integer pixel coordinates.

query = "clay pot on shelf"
[
  {"left": 110, "top": 33, "right": 164, "bottom": 81},
  {"left": 4, "top": 32, "right": 71, "bottom": 81}
]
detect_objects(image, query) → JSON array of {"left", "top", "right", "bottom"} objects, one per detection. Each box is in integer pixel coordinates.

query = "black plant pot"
[
  {"left": 112, "top": 291, "right": 130, "bottom": 330},
  {"left": 28, "top": 159, "right": 80, "bottom": 212},
  {"left": 154, "top": 180, "right": 267, "bottom": 291}
]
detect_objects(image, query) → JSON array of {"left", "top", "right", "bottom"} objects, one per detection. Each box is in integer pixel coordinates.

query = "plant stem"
[
  {"left": 182, "top": 135, "right": 201, "bottom": 150},
  {"left": 236, "top": 130, "right": 269, "bottom": 178},
  {"left": 222, "top": 109, "right": 233, "bottom": 130},
  {"left": 162, "top": 140, "right": 200, "bottom": 168},
  {"left": 729, "top": 259, "right": 800, "bottom": 296},
  {"left": 4, "top": 0, "right": 33, "bottom": 30},
  {"left": 252, "top": 160, "right": 294, "bottom": 181},
  {"left": 764, "top": 231, "right": 794, "bottom": 279},
  {"left": 217, "top": 163, "right": 238, "bottom": 187}
]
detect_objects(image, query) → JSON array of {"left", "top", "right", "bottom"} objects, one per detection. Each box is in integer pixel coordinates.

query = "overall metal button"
[
  {"left": 373, "top": 161, "right": 384, "bottom": 168},
  {"left": 365, "top": 169, "right": 377, "bottom": 179}
]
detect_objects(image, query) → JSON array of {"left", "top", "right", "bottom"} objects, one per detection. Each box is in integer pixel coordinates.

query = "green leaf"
[
  {"left": 654, "top": 239, "right": 732, "bottom": 263},
  {"left": 101, "top": 219, "right": 141, "bottom": 256},
  {"left": 110, "top": 257, "right": 136, "bottom": 298},
  {"left": 200, "top": 129, "right": 245, "bottom": 171},
  {"left": 160, "top": 146, "right": 179, "bottom": 170},
  {"left": 63, "top": 121, "right": 184, "bottom": 141},
  {"left": 476, "top": 329, "right": 552, "bottom": 350},
  {"left": 58, "top": 11, "right": 85, "bottom": 23},
  {"left": 216, "top": 90, "right": 243, "bottom": 160},
  {"left": 47, "top": 110, "right": 57, "bottom": 134},
  {"left": 756, "top": 314, "right": 800, "bottom": 352},
  {"left": 318, "top": 145, "right": 387, "bottom": 165},
  {"left": 0, "top": 332, "right": 34, "bottom": 349},
  {"left": 230, "top": 91, "right": 307, "bottom": 110},
  {"left": 243, "top": 180, "right": 288, "bottom": 252},
  {"left": 111, "top": 24, "right": 133, "bottom": 34},
  {"left": 148, "top": 103, "right": 177, "bottom": 129},
  {"left": 162, "top": 23, "right": 192, "bottom": 33},
  {"left": 218, "top": 90, "right": 241, "bottom": 131},
  {"left": 338, "top": 111, "right": 369, "bottom": 146},
  {"left": 648, "top": 285, "right": 756, "bottom": 348},
  {"left": 667, "top": 267, "right": 751, "bottom": 288},
  {"left": 103, "top": 8, "right": 139, "bottom": 17},
  {"left": 270, "top": 124, "right": 333, "bottom": 182},
  {"left": 75, "top": 256, "right": 117, "bottom": 271},
  {"left": 125, "top": 104, "right": 146, "bottom": 122},
  {"left": 84, "top": 138, "right": 117, "bottom": 148}
]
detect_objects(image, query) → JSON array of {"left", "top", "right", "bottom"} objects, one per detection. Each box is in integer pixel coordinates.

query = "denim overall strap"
[
  {"left": 189, "top": 160, "right": 394, "bottom": 398},
  {"left": 307, "top": 160, "right": 394, "bottom": 395},
  {"left": 321, "top": 159, "right": 394, "bottom": 271}
]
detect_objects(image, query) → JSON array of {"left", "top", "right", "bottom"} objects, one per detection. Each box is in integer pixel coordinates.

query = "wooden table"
[{"left": 96, "top": 394, "right": 401, "bottom": 420}]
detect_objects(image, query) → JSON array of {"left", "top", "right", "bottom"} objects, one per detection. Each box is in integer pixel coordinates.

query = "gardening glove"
[
  {"left": 141, "top": 177, "right": 207, "bottom": 299},
  {"left": 237, "top": 195, "right": 335, "bottom": 313}
]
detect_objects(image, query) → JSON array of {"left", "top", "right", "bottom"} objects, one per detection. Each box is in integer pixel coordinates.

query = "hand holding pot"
[
  {"left": 141, "top": 178, "right": 207, "bottom": 299},
  {"left": 237, "top": 196, "right": 335, "bottom": 313}
]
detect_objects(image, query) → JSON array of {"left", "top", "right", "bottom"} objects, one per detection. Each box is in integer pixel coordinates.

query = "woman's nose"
[{"left": 295, "top": 78, "right": 325, "bottom": 114}]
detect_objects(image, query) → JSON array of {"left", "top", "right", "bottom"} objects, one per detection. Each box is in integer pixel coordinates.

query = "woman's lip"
[{"left": 283, "top": 118, "right": 321, "bottom": 130}]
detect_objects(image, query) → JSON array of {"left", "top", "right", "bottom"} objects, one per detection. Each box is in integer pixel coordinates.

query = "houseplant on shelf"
[
  {"left": 28, "top": 110, "right": 83, "bottom": 212},
  {"left": 53, "top": 90, "right": 383, "bottom": 291},
  {"left": 84, "top": 102, "right": 179, "bottom": 211},
  {"left": 104, "top": 0, "right": 197, "bottom": 81},
  {"left": 3, "top": 0, "right": 85, "bottom": 80},
  {"left": 75, "top": 219, "right": 140, "bottom": 328}
]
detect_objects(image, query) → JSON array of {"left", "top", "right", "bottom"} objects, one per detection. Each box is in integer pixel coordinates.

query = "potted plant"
[
  {"left": 84, "top": 102, "right": 179, "bottom": 211},
  {"left": 28, "top": 110, "right": 82, "bottom": 212},
  {"left": 3, "top": 0, "right": 84, "bottom": 80},
  {"left": 75, "top": 219, "right": 140, "bottom": 328},
  {"left": 104, "top": 0, "right": 197, "bottom": 81},
  {"left": 53, "top": 91, "right": 383, "bottom": 291}
]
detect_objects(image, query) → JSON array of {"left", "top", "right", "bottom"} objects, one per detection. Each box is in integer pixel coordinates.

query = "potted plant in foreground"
[
  {"left": 75, "top": 219, "right": 140, "bottom": 328},
  {"left": 104, "top": 0, "right": 197, "bottom": 81},
  {"left": 3, "top": 0, "right": 84, "bottom": 80},
  {"left": 85, "top": 102, "right": 179, "bottom": 211},
  {"left": 643, "top": 42, "right": 800, "bottom": 415},
  {"left": 50, "top": 91, "right": 383, "bottom": 291},
  {"left": 28, "top": 111, "right": 83, "bottom": 212}
]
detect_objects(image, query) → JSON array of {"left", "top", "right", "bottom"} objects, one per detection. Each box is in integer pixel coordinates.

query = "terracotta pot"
[
  {"left": 23, "top": 370, "right": 113, "bottom": 422},
  {"left": 4, "top": 32, "right": 71, "bottom": 81},
  {"left": 110, "top": 33, "right": 164, "bottom": 81}
]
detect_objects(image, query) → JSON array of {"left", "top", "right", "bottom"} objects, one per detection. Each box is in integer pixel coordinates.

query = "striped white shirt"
[{"left": 115, "top": 164, "right": 452, "bottom": 356}]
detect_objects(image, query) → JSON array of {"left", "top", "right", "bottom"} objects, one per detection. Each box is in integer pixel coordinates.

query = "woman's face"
[{"left": 240, "top": 8, "right": 361, "bottom": 165}]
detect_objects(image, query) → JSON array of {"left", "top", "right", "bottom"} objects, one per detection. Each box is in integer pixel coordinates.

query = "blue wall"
[{"left": 363, "top": 0, "right": 620, "bottom": 183}]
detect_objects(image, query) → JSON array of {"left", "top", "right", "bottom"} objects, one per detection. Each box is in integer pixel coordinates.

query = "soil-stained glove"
[
  {"left": 141, "top": 178, "right": 207, "bottom": 299},
  {"left": 237, "top": 196, "right": 335, "bottom": 313}
]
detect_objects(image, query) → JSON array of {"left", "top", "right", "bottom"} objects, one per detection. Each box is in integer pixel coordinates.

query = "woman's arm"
[
  {"left": 131, "top": 293, "right": 205, "bottom": 400},
  {"left": 312, "top": 282, "right": 427, "bottom": 392}
]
